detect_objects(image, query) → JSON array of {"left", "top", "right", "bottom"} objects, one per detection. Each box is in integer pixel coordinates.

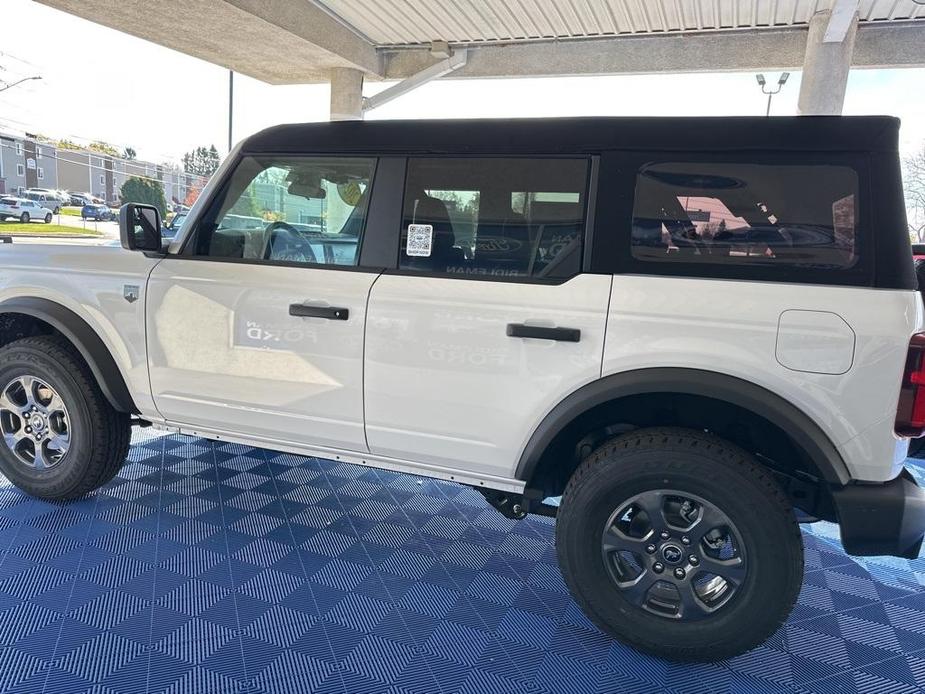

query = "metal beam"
[
  {"left": 383, "top": 22, "right": 925, "bottom": 80},
  {"left": 364, "top": 50, "right": 468, "bottom": 113}
]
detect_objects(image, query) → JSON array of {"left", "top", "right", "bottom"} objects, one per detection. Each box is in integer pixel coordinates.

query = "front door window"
[{"left": 190, "top": 156, "right": 376, "bottom": 267}]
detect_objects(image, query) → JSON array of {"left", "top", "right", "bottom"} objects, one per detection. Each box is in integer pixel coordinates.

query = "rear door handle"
[
  {"left": 506, "top": 323, "right": 580, "bottom": 342},
  {"left": 289, "top": 304, "right": 349, "bottom": 320}
]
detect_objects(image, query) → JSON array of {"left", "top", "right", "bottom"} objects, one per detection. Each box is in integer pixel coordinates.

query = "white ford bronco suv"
[{"left": 0, "top": 117, "right": 922, "bottom": 662}]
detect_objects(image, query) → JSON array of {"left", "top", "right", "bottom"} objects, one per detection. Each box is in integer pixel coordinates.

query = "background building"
[{"left": 0, "top": 128, "right": 207, "bottom": 205}]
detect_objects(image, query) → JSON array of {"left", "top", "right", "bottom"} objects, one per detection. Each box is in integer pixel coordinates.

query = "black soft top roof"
[{"left": 242, "top": 116, "right": 900, "bottom": 156}]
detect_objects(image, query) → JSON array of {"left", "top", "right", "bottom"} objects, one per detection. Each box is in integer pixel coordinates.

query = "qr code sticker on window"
[{"left": 406, "top": 224, "right": 433, "bottom": 257}]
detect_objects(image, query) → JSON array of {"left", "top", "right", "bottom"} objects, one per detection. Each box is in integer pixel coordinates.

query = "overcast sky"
[{"left": 1, "top": 0, "right": 923, "bottom": 166}]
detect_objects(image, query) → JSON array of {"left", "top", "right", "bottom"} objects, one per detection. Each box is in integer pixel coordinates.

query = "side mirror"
[{"left": 119, "top": 203, "right": 162, "bottom": 252}]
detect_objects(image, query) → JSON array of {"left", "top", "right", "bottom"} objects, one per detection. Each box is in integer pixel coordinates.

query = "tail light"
[{"left": 896, "top": 333, "right": 925, "bottom": 437}]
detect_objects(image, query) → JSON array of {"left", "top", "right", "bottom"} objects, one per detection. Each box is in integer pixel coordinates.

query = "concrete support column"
[
  {"left": 329, "top": 67, "right": 365, "bottom": 121},
  {"left": 797, "top": 10, "right": 858, "bottom": 115}
]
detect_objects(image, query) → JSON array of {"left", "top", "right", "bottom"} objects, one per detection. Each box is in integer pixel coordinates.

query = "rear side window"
[
  {"left": 399, "top": 157, "right": 589, "bottom": 281},
  {"left": 631, "top": 162, "right": 859, "bottom": 269}
]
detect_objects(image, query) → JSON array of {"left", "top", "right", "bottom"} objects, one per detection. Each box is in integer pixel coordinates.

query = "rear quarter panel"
[{"left": 604, "top": 275, "right": 922, "bottom": 482}]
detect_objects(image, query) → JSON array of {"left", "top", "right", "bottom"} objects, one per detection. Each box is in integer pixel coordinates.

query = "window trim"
[
  {"left": 592, "top": 150, "right": 875, "bottom": 288},
  {"left": 390, "top": 154, "right": 597, "bottom": 285},
  {"left": 16, "top": 164, "right": 24, "bottom": 177},
  {"left": 179, "top": 154, "right": 383, "bottom": 272}
]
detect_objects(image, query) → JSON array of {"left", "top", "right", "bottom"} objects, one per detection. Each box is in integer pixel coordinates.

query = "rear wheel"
[
  {"left": 556, "top": 427, "right": 803, "bottom": 662},
  {"left": 0, "top": 336, "right": 131, "bottom": 499},
  {"left": 19, "top": 212, "right": 29, "bottom": 223}
]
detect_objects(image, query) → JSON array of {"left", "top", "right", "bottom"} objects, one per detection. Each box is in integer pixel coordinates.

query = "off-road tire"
[
  {"left": 556, "top": 427, "right": 803, "bottom": 662},
  {"left": 0, "top": 336, "right": 131, "bottom": 499}
]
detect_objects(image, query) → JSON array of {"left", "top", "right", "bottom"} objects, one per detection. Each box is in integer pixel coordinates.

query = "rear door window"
[
  {"left": 399, "top": 157, "right": 590, "bottom": 281},
  {"left": 631, "top": 162, "right": 859, "bottom": 269}
]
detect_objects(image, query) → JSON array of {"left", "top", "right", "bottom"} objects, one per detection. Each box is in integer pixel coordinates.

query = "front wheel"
[
  {"left": 0, "top": 336, "right": 131, "bottom": 499},
  {"left": 44, "top": 213, "right": 52, "bottom": 224},
  {"left": 556, "top": 427, "right": 803, "bottom": 662}
]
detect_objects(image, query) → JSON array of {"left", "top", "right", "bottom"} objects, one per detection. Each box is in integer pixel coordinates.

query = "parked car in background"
[
  {"left": 22, "top": 191, "right": 61, "bottom": 215},
  {"left": 80, "top": 203, "right": 113, "bottom": 221},
  {"left": 67, "top": 192, "right": 103, "bottom": 206},
  {"left": 0, "top": 197, "right": 53, "bottom": 223},
  {"left": 25, "top": 188, "right": 65, "bottom": 201},
  {"left": 161, "top": 210, "right": 187, "bottom": 239},
  {"left": 26, "top": 188, "right": 68, "bottom": 206}
]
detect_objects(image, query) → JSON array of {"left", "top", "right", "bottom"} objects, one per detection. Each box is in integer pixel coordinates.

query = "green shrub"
[{"left": 120, "top": 177, "right": 167, "bottom": 217}]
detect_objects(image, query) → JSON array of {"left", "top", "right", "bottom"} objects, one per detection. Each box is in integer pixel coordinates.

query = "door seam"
[
  {"left": 599, "top": 274, "right": 615, "bottom": 378},
  {"left": 361, "top": 270, "right": 385, "bottom": 454}
]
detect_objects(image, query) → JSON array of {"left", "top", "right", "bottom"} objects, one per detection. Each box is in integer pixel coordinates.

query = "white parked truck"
[{"left": 0, "top": 116, "right": 922, "bottom": 662}]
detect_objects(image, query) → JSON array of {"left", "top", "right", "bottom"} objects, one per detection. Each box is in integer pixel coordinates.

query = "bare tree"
[{"left": 905, "top": 143, "right": 925, "bottom": 242}]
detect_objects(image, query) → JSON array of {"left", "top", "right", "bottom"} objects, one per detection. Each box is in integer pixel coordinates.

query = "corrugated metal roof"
[{"left": 316, "top": 0, "right": 925, "bottom": 46}]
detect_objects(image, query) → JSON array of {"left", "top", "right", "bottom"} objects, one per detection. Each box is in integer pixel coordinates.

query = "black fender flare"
[
  {"left": 515, "top": 367, "right": 851, "bottom": 487},
  {"left": 0, "top": 297, "right": 138, "bottom": 413}
]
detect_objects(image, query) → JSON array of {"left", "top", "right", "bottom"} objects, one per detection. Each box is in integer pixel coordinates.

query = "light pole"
[
  {"left": 756, "top": 72, "right": 790, "bottom": 116},
  {"left": 0, "top": 75, "right": 41, "bottom": 93}
]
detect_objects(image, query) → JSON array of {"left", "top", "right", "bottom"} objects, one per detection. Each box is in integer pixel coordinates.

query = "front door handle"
[
  {"left": 506, "top": 323, "right": 580, "bottom": 342},
  {"left": 289, "top": 304, "right": 349, "bottom": 320}
]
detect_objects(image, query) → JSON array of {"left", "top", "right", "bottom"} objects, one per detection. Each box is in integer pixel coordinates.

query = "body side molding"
[
  {"left": 515, "top": 367, "right": 851, "bottom": 486},
  {"left": 0, "top": 297, "right": 138, "bottom": 414}
]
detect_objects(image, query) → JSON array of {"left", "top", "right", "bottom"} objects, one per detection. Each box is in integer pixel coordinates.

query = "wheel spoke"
[
  {"left": 633, "top": 491, "right": 667, "bottom": 529},
  {"left": 699, "top": 554, "right": 747, "bottom": 585},
  {"left": 44, "top": 393, "right": 66, "bottom": 415},
  {"left": 31, "top": 443, "right": 48, "bottom": 470},
  {"left": 0, "top": 391, "right": 23, "bottom": 415},
  {"left": 47, "top": 430, "right": 70, "bottom": 454},
  {"left": 602, "top": 524, "right": 651, "bottom": 554},
  {"left": 677, "top": 580, "right": 714, "bottom": 619},
  {"left": 691, "top": 503, "right": 731, "bottom": 542},
  {"left": 18, "top": 377, "right": 38, "bottom": 410},
  {"left": 3, "top": 428, "right": 25, "bottom": 450},
  {"left": 619, "top": 570, "right": 659, "bottom": 607}
]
